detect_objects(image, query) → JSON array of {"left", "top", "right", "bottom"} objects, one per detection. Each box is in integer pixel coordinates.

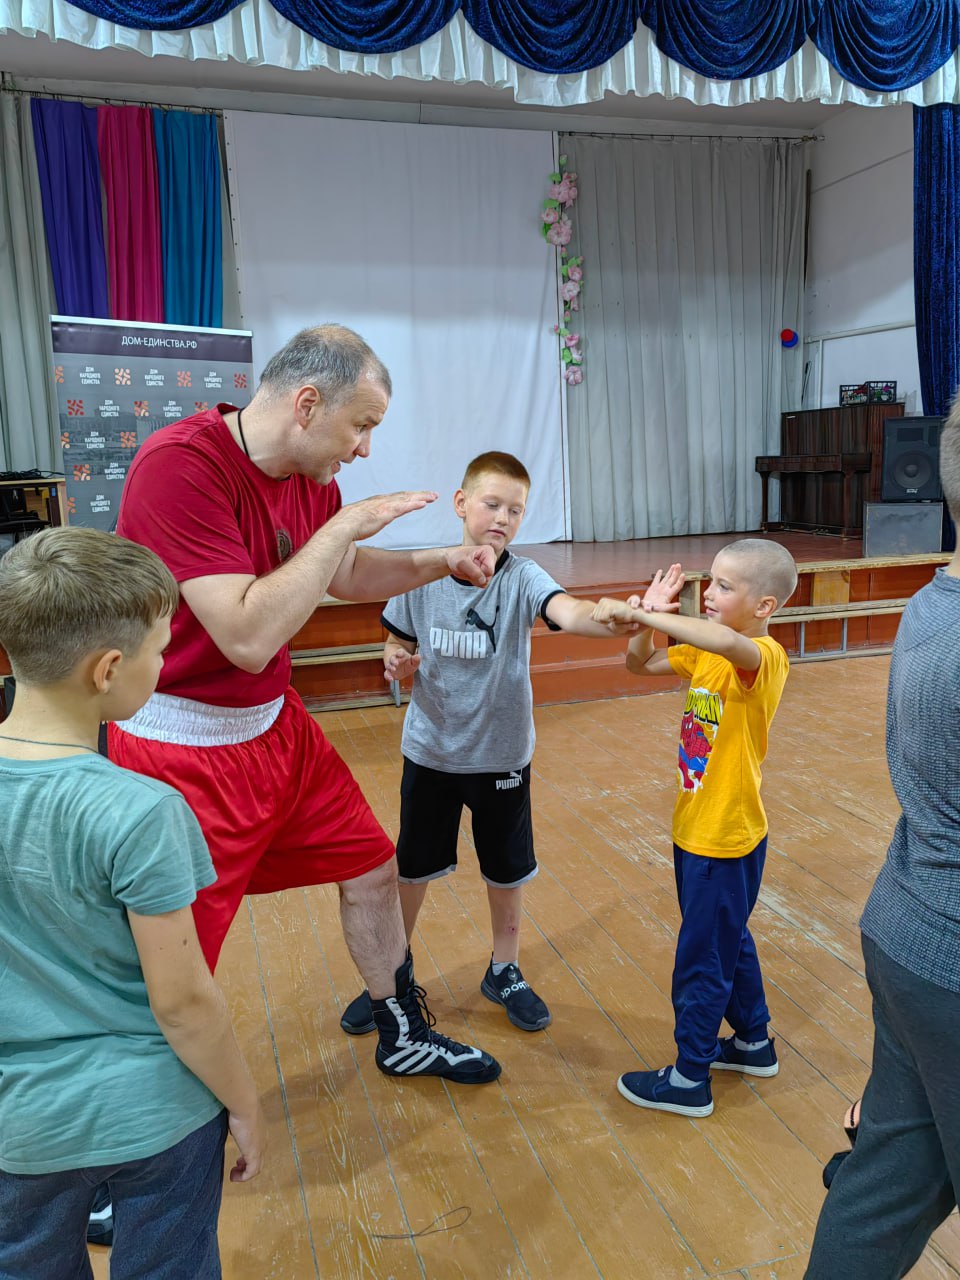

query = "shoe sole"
[
  {"left": 616, "top": 1077, "right": 714, "bottom": 1117},
  {"left": 376, "top": 1058, "right": 502, "bottom": 1085},
  {"left": 480, "top": 978, "right": 552, "bottom": 1032},
  {"left": 711, "top": 1060, "right": 780, "bottom": 1078},
  {"left": 340, "top": 1015, "right": 376, "bottom": 1036}
]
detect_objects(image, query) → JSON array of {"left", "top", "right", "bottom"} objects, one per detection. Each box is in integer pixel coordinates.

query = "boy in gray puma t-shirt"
[{"left": 340, "top": 452, "right": 633, "bottom": 1036}]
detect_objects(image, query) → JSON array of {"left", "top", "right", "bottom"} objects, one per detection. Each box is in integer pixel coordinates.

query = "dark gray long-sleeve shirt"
[{"left": 861, "top": 567, "right": 960, "bottom": 991}]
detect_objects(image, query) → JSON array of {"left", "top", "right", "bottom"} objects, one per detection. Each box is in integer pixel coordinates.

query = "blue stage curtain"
[
  {"left": 914, "top": 105, "right": 960, "bottom": 418},
  {"left": 813, "top": 0, "right": 960, "bottom": 92},
  {"left": 153, "top": 110, "right": 223, "bottom": 328},
  {"left": 30, "top": 98, "right": 109, "bottom": 318},
  {"left": 66, "top": 0, "right": 243, "bottom": 29},
  {"left": 58, "top": 0, "right": 960, "bottom": 85},
  {"left": 463, "top": 0, "right": 640, "bottom": 74},
  {"left": 253, "top": 0, "right": 457, "bottom": 51},
  {"left": 638, "top": 0, "right": 818, "bottom": 79}
]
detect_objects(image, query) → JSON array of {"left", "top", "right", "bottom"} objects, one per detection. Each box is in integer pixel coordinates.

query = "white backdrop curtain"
[
  {"left": 562, "top": 133, "right": 807, "bottom": 541},
  {"left": 5, "top": 2, "right": 960, "bottom": 108},
  {"left": 0, "top": 91, "right": 58, "bottom": 471},
  {"left": 225, "top": 111, "right": 563, "bottom": 548}
]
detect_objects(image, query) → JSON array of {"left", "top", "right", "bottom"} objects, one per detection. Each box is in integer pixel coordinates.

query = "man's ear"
[
  {"left": 754, "top": 594, "right": 778, "bottom": 621},
  {"left": 453, "top": 487, "right": 467, "bottom": 518},
  {"left": 90, "top": 648, "right": 124, "bottom": 695},
  {"left": 292, "top": 384, "right": 321, "bottom": 427}
]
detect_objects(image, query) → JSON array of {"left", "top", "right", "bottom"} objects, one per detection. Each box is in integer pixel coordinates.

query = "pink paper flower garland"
[{"left": 541, "top": 156, "right": 584, "bottom": 386}]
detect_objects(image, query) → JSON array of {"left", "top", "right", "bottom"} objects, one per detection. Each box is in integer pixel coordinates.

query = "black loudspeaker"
[{"left": 881, "top": 416, "right": 944, "bottom": 501}]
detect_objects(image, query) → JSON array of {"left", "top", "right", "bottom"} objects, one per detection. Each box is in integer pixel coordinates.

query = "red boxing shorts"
[{"left": 109, "top": 689, "right": 395, "bottom": 970}]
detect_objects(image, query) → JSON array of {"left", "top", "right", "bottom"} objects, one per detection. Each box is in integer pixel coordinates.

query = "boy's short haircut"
[
  {"left": 941, "top": 389, "right": 960, "bottom": 523},
  {"left": 462, "top": 452, "right": 531, "bottom": 492},
  {"left": 720, "top": 538, "right": 799, "bottom": 609},
  {"left": 0, "top": 528, "right": 178, "bottom": 685}
]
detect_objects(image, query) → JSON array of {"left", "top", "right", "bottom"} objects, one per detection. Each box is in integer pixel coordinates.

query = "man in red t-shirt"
[{"left": 111, "top": 324, "right": 500, "bottom": 1086}]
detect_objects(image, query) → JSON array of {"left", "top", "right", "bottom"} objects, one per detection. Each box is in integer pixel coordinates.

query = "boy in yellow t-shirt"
[{"left": 593, "top": 538, "right": 798, "bottom": 1119}]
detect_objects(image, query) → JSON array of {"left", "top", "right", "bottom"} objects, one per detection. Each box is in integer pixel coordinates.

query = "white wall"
[
  {"left": 225, "top": 112, "right": 565, "bottom": 549},
  {"left": 804, "top": 105, "right": 920, "bottom": 412}
]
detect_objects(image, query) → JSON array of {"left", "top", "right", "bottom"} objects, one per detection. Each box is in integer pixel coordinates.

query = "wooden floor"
[{"left": 93, "top": 657, "right": 960, "bottom": 1279}]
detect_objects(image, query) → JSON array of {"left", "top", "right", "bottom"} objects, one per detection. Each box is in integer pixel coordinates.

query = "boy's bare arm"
[
  {"left": 383, "top": 629, "right": 420, "bottom": 683},
  {"left": 594, "top": 598, "right": 762, "bottom": 672},
  {"left": 544, "top": 593, "right": 639, "bottom": 637},
  {"left": 547, "top": 563, "right": 686, "bottom": 641},
  {"left": 128, "top": 905, "right": 266, "bottom": 1183}
]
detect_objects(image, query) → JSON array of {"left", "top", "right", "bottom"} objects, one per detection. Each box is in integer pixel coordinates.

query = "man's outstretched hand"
[{"left": 339, "top": 491, "right": 439, "bottom": 542}]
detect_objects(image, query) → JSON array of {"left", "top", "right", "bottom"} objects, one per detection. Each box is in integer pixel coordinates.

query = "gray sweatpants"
[{"left": 805, "top": 934, "right": 960, "bottom": 1279}]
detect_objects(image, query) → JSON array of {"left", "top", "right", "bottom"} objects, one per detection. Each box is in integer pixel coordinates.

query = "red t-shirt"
[{"left": 117, "top": 405, "right": 342, "bottom": 707}]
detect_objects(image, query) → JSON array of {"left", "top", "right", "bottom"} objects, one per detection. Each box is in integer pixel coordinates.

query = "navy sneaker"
[
  {"left": 711, "top": 1036, "right": 779, "bottom": 1077},
  {"left": 373, "top": 952, "right": 501, "bottom": 1085},
  {"left": 86, "top": 1184, "right": 113, "bottom": 1247},
  {"left": 480, "top": 960, "right": 551, "bottom": 1032},
  {"left": 340, "top": 989, "right": 375, "bottom": 1035},
  {"left": 617, "top": 1066, "right": 714, "bottom": 1117}
]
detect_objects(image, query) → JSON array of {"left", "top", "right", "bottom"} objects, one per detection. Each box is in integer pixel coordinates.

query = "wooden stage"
[
  {"left": 290, "top": 529, "right": 950, "bottom": 711},
  {"left": 88, "top": 657, "right": 960, "bottom": 1279}
]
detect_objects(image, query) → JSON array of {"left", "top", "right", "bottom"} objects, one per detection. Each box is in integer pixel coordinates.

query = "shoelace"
[
  {"left": 409, "top": 982, "right": 472, "bottom": 1050},
  {"left": 411, "top": 981, "right": 437, "bottom": 1031}
]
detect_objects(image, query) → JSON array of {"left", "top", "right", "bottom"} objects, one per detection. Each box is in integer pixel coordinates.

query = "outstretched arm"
[
  {"left": 594, "top": 598, "right": 762, "bottom": 672},
  {"left": 545, "top": 563, "right": 686, "bottom": 639},
  {"left": 181, "top": 492, "right": 495, "bottom": 675},
  {"left": 544, "top": 592, "right": 639, "bottom": 637}
]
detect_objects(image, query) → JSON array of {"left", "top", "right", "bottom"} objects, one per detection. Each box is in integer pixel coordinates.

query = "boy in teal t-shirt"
[{"left": 0, "top": 528, "right": 265, "bottom": 1279}]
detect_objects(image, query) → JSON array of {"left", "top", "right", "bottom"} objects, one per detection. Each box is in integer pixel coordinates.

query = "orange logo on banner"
[
  {"left": 67, "top": 399, "right": 84, "bottom": 416},
  {"left": 115, "top": 368, "right": 131, "bottom": 385},
  {"left": 54, "top": 366, "right": 64, "bottom": 383},
  {"left": 60, "top": 432, "right": 70, "bottom": 449},
  {"left": 121, "top": 431, "right": 137, "bottom": 448},
  {"left": 177, "top": 370, "right": 192, "bottom": 387},
  {"left": 73, "top": 464, "right": 91, "bottom": 482},
  {"left": 134, "top": 401, "right": 149, "bottom": 417}
]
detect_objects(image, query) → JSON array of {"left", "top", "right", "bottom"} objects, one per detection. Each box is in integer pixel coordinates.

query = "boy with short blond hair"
[
  {"left": 0, "top": 527, "right": 264, "bottom": 1279},
  {"left": 593, "top": 537, "right": 798, "bottom": 1117},
  {"left": 341, "top": 451, "right": 631, "bottom": 1035}
]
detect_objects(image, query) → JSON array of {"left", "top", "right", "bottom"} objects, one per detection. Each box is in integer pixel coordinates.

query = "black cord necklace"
[
  {"left": 236, "top": 407, "right": 251, "bottom": 459},
  {"left": 0, "top": 733, "right": 98, "bottom": 754}
]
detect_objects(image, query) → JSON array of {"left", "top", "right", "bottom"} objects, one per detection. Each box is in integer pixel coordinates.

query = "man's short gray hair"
[{"left": 259, "top": 324, "right": 392, "bottom": 407}]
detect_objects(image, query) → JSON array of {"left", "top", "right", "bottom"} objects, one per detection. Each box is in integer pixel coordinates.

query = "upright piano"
[{"left": 756, "top": 402, "right": 905, "bottom": 538}]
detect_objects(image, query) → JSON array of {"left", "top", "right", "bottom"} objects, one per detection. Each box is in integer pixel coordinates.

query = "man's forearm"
[
  {"left": 329, "top": 545, "right": 452, "bottom": 602},
  {"left": 230, "top": 512, "right": 361, "bottom": 663}
]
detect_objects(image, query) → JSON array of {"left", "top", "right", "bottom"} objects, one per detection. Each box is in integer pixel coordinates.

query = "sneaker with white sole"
[
  {"left": 711, "top": 1035, "right": 779, "bottom": 1077},
  {"left": 373, "top": 952, "right": 501, "bottom": 1085},
  {"left": 617, "top": 1066, "right": 714, "bottom": 1117},
  {"left": 86, "top": 1184, "right": 113, "bottom": 1247},
  {"left": 480, "top": 960, "right": 551, "bottom": 1032}
]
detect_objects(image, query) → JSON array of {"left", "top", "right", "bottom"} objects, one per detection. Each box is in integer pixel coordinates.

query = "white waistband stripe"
[{"left": 116, "top": 691, "right": 284, "bottom": 747}]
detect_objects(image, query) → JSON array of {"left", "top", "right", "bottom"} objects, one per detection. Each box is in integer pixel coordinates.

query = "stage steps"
[{"left": 291, "top": 552, "right": 949, "bottom": 713}]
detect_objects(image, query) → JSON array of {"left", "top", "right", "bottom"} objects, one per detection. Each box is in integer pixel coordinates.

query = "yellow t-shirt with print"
[{"left": 666, "top": 635, "right": 789, "bottom": 859}]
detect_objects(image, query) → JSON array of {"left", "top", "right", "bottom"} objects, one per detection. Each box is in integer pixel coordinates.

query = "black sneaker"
[
  {"left": 340, "top": 989, "right": 375, "bottom": 1035},
  {"left": 480, "top": 960, "right": 551, "bottom": 1031},
  {"left": 86, "top": 1184, "right": 113, "bottom": 1247},
  {"left": 373, "top": 952, "right": 501, "bottom": 1084}
]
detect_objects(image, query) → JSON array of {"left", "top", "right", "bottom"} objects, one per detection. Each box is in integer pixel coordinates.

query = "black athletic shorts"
[{"left": 396, "top": 757, "right": 538, "bottom": 888}]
